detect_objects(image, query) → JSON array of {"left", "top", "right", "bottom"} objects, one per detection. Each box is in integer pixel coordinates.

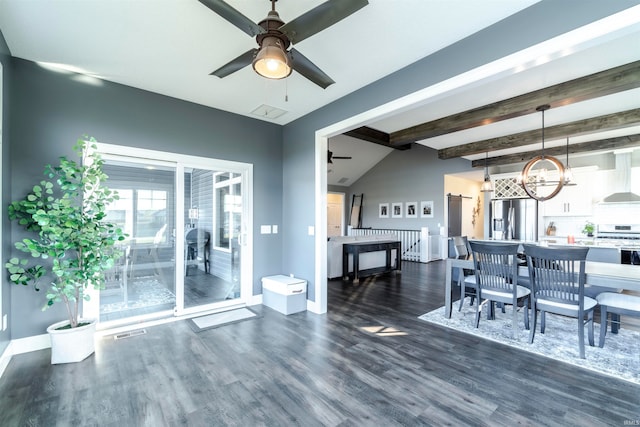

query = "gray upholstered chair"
[
  {"left": 523, "top": 244, "right": 595, "bottom": 359},
  {"left": 596, "top": 292, "right": 640, "bottom": 347},
  {"left": 469, "top": 241, "right": 530, "bottom": 337}
]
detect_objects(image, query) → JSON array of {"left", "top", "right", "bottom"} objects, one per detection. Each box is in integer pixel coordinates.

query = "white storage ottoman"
[{"left": 262, "top": 275, "right": 307, "bottom": 315}]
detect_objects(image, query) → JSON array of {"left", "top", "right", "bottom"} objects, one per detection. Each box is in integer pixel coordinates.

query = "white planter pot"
[{"left": 46, "top": 319, "right": 97, "bottom": 364}]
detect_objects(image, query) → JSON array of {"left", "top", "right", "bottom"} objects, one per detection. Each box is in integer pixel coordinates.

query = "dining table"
[{"left": 444, "top": 256, "right": 640, "bottom": 318}]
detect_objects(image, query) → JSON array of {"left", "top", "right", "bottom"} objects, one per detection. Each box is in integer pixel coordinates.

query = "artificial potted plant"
[
  {"left": 6, "top": 137, "right": 126, "bottom": 364},
  {"left": 582, "top": 221, "right": 595, "bottom": 237}
]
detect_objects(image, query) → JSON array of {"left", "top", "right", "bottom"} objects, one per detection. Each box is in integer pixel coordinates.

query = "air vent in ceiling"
[{"left": 251, "top": 104, "right": 287, "bottom": 120}]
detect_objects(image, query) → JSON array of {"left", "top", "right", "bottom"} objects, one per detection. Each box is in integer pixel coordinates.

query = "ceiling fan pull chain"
[{"left": 285, "top": 78, "right": 289, "bottom": 102}]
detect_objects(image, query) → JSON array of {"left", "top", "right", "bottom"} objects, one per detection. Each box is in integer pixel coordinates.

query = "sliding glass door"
[
  {"left": 84, "top": 144, "right": 253, "bottom": 324},
  {"left": 98, "top": 160, "right": 177, "bottom": 322},
  {"left": 182, "top": 169, "right": 243, "bottom": 310}
]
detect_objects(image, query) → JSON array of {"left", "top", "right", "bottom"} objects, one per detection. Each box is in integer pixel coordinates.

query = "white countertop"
[{"left": 475, "top": 238, "right": 626, "bottom": 250}]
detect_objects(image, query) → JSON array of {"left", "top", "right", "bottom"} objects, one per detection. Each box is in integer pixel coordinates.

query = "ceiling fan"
[
  {"left": 198, "top": 0, "right": 369, "bottom": 89},
  {"left": 328, "top": 150, "right": 352, "bottom": 164}
]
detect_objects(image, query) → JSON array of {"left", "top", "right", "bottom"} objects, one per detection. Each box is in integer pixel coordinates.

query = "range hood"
[{"left": 601, "top": 151, "right": 640, "bottom": 203}]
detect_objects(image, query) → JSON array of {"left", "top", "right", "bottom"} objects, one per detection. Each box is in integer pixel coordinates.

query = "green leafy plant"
[
  {"left": 6, "top": 137, "right": 127, "bottom": 328},
  {"left": 582, "top": 221, "right": 595, "bottom": 236}
]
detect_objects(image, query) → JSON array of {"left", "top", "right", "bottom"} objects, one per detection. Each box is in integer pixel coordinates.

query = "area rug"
[
  {"left": 419, "top": 298, "right": 640, "bottom": 385},
  {"left": 189, "top": 307, "right": 259, "bottom": 332}
]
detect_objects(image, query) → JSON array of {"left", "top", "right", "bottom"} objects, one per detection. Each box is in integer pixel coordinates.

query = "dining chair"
[
  {"left": 468, "top": 241, "right": 530, "bottom": 337},
  {"left": 453, "top": 236, "right": 477, "bottom": 311},
  {"left": 523, "top": 244, "right": 595, "bottom": 359}
]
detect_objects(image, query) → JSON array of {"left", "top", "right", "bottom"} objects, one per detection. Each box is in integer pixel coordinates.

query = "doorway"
[
  {"left": 447, "top": 194, "right": 463, "bottom": 237},
  {"left": 327, "top": 192, "right": 345, "bottom": 237},
  {"left": 84, "top": 143, "right": 253, "bottom": 324}
]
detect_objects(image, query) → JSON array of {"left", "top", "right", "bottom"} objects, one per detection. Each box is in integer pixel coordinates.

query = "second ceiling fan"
[
  {"left": 198, "top": 0, "right": 369, "bottom": 89},
  {"left": 328, "top": 150, "right": 352, "bottom": 164}
]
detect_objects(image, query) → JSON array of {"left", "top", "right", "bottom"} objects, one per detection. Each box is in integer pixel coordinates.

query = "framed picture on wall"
[
  {"left": 405, "top": 201, "right": 417, "bottom": 218},
  {"left": 421, "top": 200, "right": 434, "bottom": 218},
  {"left": 379, "top": 203, "right": 389, "bottom": 218},
  {"left": 392, "top": 202, "right": 403, "bottom": 218}
]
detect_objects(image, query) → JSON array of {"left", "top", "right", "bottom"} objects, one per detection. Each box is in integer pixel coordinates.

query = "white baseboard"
[
  {"left": 249, "top": 294, "right": 263, "bottom": 306},
  {"left": 11, "top": 333, "right": 51, "bottom": 354},
  {"left": 0, "top": 334, "right": 51, "bottom": 379},
  {"left": 0, "top": 345, "right": 11, "bottom": 379},
  {"left": 306, "top": 299, "right": 324, "bottom": 314}
]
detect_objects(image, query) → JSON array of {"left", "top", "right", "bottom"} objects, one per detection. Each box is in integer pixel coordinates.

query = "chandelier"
[{"left": 517, "top": 105, "right": 567, "bottom": 201}]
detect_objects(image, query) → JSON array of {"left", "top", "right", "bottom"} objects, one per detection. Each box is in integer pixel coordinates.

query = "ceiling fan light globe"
[{"left": 252, "top": 38, "right": 291, "bottom": 80}]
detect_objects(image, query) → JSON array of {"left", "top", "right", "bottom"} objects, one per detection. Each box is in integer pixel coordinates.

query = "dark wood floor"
[{"left": 1, "top": 260, "right": 638, "bottom": 426}]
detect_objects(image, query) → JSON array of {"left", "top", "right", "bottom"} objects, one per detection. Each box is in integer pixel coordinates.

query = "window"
[
  {"left": 214, "top": 172, "right": 242, "bottom": 250},
  {"left": 106, "top": 188, "right": 169, "bottom": 245}
]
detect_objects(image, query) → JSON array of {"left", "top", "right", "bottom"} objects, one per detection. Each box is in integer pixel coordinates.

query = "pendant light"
[
  {"left": 563, "top": 137, "right": 574, "bottom": 185},
  {"left": 519, "top": 104, "right": 566, "bottom": 201},
  {"left": 480, "top": 152, "right": 494, "bottom": 192}
]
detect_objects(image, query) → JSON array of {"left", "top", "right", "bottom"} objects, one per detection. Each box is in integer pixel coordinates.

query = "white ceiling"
[
  {"left": 1, "top": 1, "right": 639, "bottom": 186},
  {"left": 0, "top": 0, "right": 538, "bottom": 126}
]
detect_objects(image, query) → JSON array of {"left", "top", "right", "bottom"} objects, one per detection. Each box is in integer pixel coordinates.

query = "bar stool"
[{"left": 596, "top": 292, "right": 640, "bottom": 348}]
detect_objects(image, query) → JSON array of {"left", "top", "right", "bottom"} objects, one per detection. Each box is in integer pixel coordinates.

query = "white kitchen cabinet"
[{"left": 540, "top": 170, "right": 594, "bottom": 216}]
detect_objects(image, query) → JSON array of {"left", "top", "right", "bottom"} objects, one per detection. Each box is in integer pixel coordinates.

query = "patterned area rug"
[
  {"left": 100, "top": 278, "right": 175, "bottom": 314},
  {"left": 419, "top": 298, "right": 640, "bottom": 385}
]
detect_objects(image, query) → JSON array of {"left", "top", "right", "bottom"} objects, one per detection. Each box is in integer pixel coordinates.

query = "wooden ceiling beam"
[
  {"left": 344, "top": 126, "right": 412, "bottom": 150},
  {"left": 439, "top": 108, "right": 640, "bottom": 160},
  {"left": 389, "top": 60, "right": 640, "bottom": 146},
  {"left": 470, "top": 134, "right": 640, "bottom": 168}
]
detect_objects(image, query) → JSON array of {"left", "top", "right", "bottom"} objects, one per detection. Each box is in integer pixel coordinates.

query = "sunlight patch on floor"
[{"left": 361, "top": 325, "right": 408, "bottom": 337}]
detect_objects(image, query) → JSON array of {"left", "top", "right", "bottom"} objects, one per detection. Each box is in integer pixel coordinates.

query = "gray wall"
[
  {"left": 281, "top": 1, "right": 638, "bottom": 301},
  {"left": 0, "top": 27, "right": 11, "bottom": 353},
  {"left": 8, "top": 58, "right": 283, "bottom": 338},
  {"left": 346, "top": 145, "right": 469, "bottom": 231}
]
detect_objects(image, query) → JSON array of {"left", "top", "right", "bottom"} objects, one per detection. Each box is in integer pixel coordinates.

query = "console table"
[{"left": 343, "top": 240, "right": 401, "bottom": 283}]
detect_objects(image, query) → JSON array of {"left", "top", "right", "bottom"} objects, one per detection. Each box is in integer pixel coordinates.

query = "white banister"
[{"left": 349, "top": 227, "right": 441, "bottom": 263}]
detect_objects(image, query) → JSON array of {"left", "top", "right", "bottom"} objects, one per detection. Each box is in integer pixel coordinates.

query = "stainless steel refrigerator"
[{"left": 490, "top": 198, "right": 538, "bottom": 241}]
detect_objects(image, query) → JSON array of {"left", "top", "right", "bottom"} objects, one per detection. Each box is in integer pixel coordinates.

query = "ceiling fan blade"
[
  {"left": 210, "top": 48, "right": 258, "bottom": 78},
  {"left": 280, "top": 0, "right": 368, "bottom": 45},
  {"left": 290, "top": 48, "right": 335, "bottom": 89},
  {"left": 327, "top": 150, "right": 352, "bottom": 163},
  {"left": 198, "top": 0, "right": 266, "bottom": 37}
]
